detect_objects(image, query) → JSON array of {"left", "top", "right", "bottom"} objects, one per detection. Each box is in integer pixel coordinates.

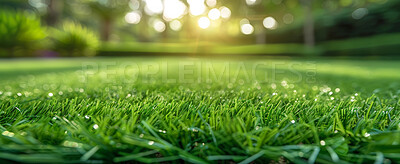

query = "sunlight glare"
[
  {"left": 208, "top": 8, "right": 220, "bottom": 20},
  {"left": 240, "top": 18, "right": 250, "bottom": 25},
  {"left": 125, "top": 11, "right": 141, "bottom": 24},
  {"left": 241, "top": 23, "right": 254, "bottom": 35},
  {"left": 246, "top": 0, "right": 257, "bottom": 5},
  {"left": 219, "top": 6, "right": 231, "bottom": 19},
  {"left": 187, "top": 0, "right": 206, "bottom": 16},
  {"left": 206, "top": 0, "right": 217, "bottom": 7},
  {"left": 170, "top": 20, "right": 182, "bottom": 31},
  {"left": 153, "top": 19, "right": 166, "bottom": 32},
  {"left": 263, "top": 17, "right": 278, "bottom": 29},
  {"left": 144, "top": 0, "right": 163, "bottom": 15},
  {"left": 163, "top": 0, "right": 187, "bottom": 21},
  {"left": 198, "top": 17, "right": 210, "bottom": 29}
]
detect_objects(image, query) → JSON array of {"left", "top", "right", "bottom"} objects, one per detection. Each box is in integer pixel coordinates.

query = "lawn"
[{"left": 0, "top": 57, "right": 399, "bottom": 163}]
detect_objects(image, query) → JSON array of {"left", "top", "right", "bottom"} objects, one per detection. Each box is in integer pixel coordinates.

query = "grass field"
[{"left": 0, "top": 57, "right": 400, "bottom": 163}]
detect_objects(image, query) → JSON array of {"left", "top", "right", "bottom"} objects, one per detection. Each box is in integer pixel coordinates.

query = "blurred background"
[{"left": 0, "top": 0, "right": 399, "bottom": 57}]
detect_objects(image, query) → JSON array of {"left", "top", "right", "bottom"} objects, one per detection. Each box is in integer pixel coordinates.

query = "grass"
[{"left": 0, "top": 57, "right": 400, "bottom": 163}]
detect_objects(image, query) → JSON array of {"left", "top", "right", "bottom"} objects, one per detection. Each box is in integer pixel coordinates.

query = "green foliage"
[
  {"left": 0, "top": 9, "right": 46, "bottom": 57},
  {"left": 0, "top": 57, "right": 400, "bottom": 163},
  {"left": 50, "top": 22, "right": 99, "bottom": 57}
]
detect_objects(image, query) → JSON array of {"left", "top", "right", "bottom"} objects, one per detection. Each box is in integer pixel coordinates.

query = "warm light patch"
[
  {"left": 170, "top": 20, "right": 182, "bottom": 31},
  {"left": 125, "top": 11, "right": 141, "bottom": 24},
  {"left": 188, "top": 0, "right": 206, "bottom": 16},
  {"left": 163, "top": 0, "right": 187, "bottom": 21},
  {"left": 263, "top": 17, "right": 278, "bottom": 29},
  {"left": 219, "top": 6, "right": 231, "bottom": 19},
  {"left": 206, "top": 0, "right": 217, "bottom": 7},
  {"left": 198, "top": 17, "right": 210, "bottom": 29},
  {"left": 208, "top": 8, "right": 220, "bottom": 20},
  {"left": 246, "top": 0, "right": 257, "bottom": 5},
  {"left": 144, "top": 0, "right": 163, "bottom": 15},
  {"left": 241, "top": 23, "right": 254, "bottom": 35},
  {"left": 153, "top": 19, "right": 166, "bottom": 32}
]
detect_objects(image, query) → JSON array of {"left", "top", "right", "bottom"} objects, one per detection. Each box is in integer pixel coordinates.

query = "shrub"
[
  {"left": 0, "top": 10, "right": 46, "bottom": 57},
  {"left": 50, "top": 22, "right": 99, "bottom": 57}
]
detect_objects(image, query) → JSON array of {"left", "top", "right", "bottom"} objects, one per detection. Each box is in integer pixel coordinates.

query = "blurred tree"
[
  {"left": 0, "top": 0, "right": 31, "bottom": 10},
  {"left": 45, "top": 0, "right": 64, "bottom": 26},
  {"left": 300, "top": 0, "right": 314, "bottom": 47},
  {"left": 88, "top": 0, "right": 130, "bottom": 41}
]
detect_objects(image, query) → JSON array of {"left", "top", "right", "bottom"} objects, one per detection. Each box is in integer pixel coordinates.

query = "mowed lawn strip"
[{"left": 0, "top": 57, "right": 399, "bottom": 163}]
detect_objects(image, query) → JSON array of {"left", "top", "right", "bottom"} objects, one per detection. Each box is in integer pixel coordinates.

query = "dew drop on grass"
[
  {"left": 320, "top": 140, "right": 326, "bottom": 146},
  {"left": 272, "top": 92, "right": 277, "bottom": 96},
  {"left": 355, "top": 93, "right": 359, "bottom": 96},
  {"left": 364, "top": 132, "right": 370, "bottom": 137},
  {"left": 93, "top": 124, "right": 99, "bottom": 129},
  {"left": 291, "top": 120, "right": 295, "bottom": 124},
  {"left": 281, "top": 80, "right": 287, "bottom": 86},
  {"left": 2, "top": 131, "right": 14, "bottom": 137},
  {"left": 334, "top": 130, "right": 338, "bottom": 133},
  {"left": 148, "top": 141, "right": 155, "bottom": 145},
  {"left": 312, "top": 86, "right": 318, "bottom": 91},
  {"left": 0, "top": 91, "right": 2, "bottom": 95},
  {"left": 85, "top": 115, "right": 90, "bottom": 119}
]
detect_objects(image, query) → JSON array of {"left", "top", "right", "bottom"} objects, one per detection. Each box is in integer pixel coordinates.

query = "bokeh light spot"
[
  {"left": 188, "top": 0, "right": 206, "bottom": 16},
  {"left": 219, "top": 6, "right": 231, "bottom": 19},
  {"left": 125, "top": 11, "right": 141, "bottom": 24},
  {"left": 263, "top": 17, "right": 278, "bottom": 29},
  {"left": 246, "top": 0, "right": 257, "bottom": 5},
  {"left": 283, "top": 14, "right": 294, "bottom": 24},
  {"left": 144, "top": 0, "right": 163, "bottom": 15},
  {"left": 241, "top": 23, "right": 254, "bottom": 35},
  {"left": 352, "top": 8, "right": 368, "bottom": 20},
  {"left": 170, "top": 20, "right": 182, "bottom": 31},
  {"left": 153, "top": 19, "right": 166, "bottom": 32},
  {"left": 208, "top": 8, "right": 220, "bottom": 20},
  {"left": 198, "top": 17, "right": 211, "bottom": 29},
  {"left": 163, "top": 0, "right": 187, "bottom": 21},
  {"left": 206, "top": 0, "right": 217, "bottom": 7}
]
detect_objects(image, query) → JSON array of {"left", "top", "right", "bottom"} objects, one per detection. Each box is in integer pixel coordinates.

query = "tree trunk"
[
  {"left": 256, "top": 24, "right": 266, "bottom": 44},
  {"left": 46, "top": 0, "right": 63, "bottom": 26},
  {"left": 100, "top": 19, "right": 112, "bottom": 41},
  {"left": 302, "top": 0, "right": 315, "bottom": 47}
]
